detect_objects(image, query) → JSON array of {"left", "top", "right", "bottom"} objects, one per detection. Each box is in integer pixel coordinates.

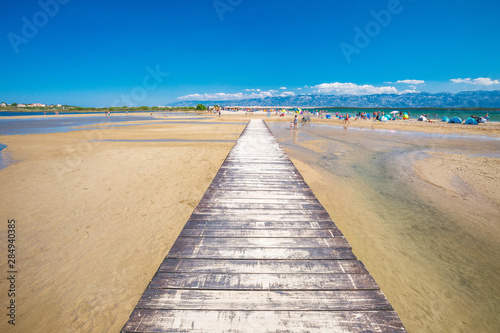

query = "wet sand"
[
  {"left": 1, "top": 113, "right": 499, "bottom": 332},
  {"left": 0, "top": 116, "right": 245, "bottom": 332},
  {"left": 267, "top": 121, "right": 500, "bottom": 333}
]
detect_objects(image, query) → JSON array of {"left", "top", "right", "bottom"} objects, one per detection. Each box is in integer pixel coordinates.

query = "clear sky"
[{"left": 1, "top": 0, "right": 499, "bottom": 107}]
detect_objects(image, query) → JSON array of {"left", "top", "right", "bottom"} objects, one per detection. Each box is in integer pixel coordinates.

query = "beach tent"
[
  {"left": 478, "top": 117, "right": 487, "bottom": 123},
  {"left": 448, "top": 117, "right": 462, "bottom": 123},
  {"left": 418, "top": 116, "right": 427, "bottom": 121},
  {"left": 380, "top": 116, "right": 389, "bottom": 122},
  {"left": 464, "top": 117, "right": 478, "bottom": 125},
  {"left": 403, "top": 113, "right": 409, "bottom": 119},
  {"left": 441, "top": 116, "right": 449, "bottom": 122}
]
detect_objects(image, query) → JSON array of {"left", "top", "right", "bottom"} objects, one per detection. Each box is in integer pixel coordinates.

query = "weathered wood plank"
[
  {"left": 198, "top": 198, "right": 322, "bottom": 204},
  {"left": 158, "top": 259, "right": 367, "bottom": 274},
  {"left": 122, "top": 309, "right": 406, "bottom": 333},
  {"left": 183, "top": 220, "right": 338, "bottom": 229},
  {"left": 136, "top": 289, "right": 393, "bottom": 311},
  {"left": 191, "top": 209, "right": 332, "bottom": 216},
  {"left": 179, "top": 228, "right": 343, "bottom": 237},
  {"left": 187, "top": 213, "right": 333, "bottom": 222},
  {"left": 170, "top": 237, "right": 350, "bottom": 249},
  {"left": 202, "top": 190, "right": 316, "bottom": 198},
  {"left": 194, "top": 202, "right": 325, "bottom": 210},
  {"left": 166, "top": 246, "right": 356, "bottom": 260},
  {"left": 149, "top": 272, "right": 379, "bottom": 290}
]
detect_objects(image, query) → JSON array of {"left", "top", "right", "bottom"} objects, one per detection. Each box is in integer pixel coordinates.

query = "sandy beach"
[
  {"left": 0, "top": 115, "right": 245, "bottom": 332},
  {"left": 1, "top": 113, "right": 499, "bottom": 332}
]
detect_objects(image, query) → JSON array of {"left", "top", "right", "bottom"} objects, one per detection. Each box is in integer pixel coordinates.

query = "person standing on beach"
[
  {"left": 293, "top": 115, "right": 299, "bottom": 130},
  {"left": 344, "top": 113, "right": 350, "bottom": 124}
]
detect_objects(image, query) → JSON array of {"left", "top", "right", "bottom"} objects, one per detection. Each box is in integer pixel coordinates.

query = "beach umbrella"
[{"left": 390, "top": 111, "right": 399, "bottom": 114}]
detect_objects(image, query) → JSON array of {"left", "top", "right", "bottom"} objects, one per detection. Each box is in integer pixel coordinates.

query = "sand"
[
  {"left": 1, "top": 113, "right": 499, "bottom": 332},
  {"left": 264, "top": 119, "right": 500, "bottom": 333},
  {"left": 0, "top": 117, "right": 245, "bottom": 332}
]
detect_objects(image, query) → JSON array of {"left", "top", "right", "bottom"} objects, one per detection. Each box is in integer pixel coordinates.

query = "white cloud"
[
  {"left": 279, "top": 87, "right": 287, "bottom": 90},
  {"left": 178, "top": 89, "right": 276, "bottom": 101},
  {"left": 450, "top": 77, "right": 500, "bottom": 85},
  {"left": 400, "top": 89, "right": 419, "bottom": 94},
  {"left": 279, "top": 91, "right": 295, "bottom": 97},
  {"left": 395, "top": 79, "right": 425, "bottom": 85},
  {"left": 313, "top": 82, "right": 398, "bottom": 95}
]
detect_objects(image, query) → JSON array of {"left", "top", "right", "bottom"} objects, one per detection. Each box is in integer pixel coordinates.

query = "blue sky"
[{"left": 1, "top": 0, "right": 499, "bottom": 107}]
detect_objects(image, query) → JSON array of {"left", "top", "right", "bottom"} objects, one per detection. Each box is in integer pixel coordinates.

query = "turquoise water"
[{"left": 309, "top": 108, "right": 500, "bottom": 122}]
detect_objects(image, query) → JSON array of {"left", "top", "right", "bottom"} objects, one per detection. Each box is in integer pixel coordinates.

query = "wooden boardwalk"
[{"left": 122, "top": 120, "right": 406, "bottom": 332}]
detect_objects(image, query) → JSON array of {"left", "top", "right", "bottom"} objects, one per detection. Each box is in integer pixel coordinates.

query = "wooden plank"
[
  {"left": 202, "top": 190, "right": 316, "bottom": 198},
  {"left": 170, "top": 237, "right": 351, "bottom": 249},
  {"left": 198, "top": 198, "right": 322, "bottom": 204},
  {"left": 191, "top": 209, "right": 332, "bottom": 216},
  {"left": 184, "top": 220, "right": 338, "bottom": 230},
  {"left": 158, "top": 259, "right": 368, "bottom": 274},
  {"left": 166, "top": 247, "right": 356, "bottom": 260},
  {"left": 148, "top": 272, "right": 379, "bottom": 290},
  {"left": 187, "top": 213, "right": 333, "bottom": 222},
  {"left": 136, "top": 289, "right": 393, "bottom": 311},
  {"left": 122, "top": 309, "right": 406, "bottom": 333},
  {"left": 179, "top": 228, "right": 343, "bottom": 237},
  {"left": 194, "top": 203, "right": 325, "bottom": 210}
]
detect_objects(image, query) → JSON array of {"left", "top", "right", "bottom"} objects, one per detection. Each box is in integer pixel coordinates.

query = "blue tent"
[
  {"left": 464, "top": 117, "right": 478, "bottom": 125},
  {"left": 441, "top": 116, "right": 449, "bottom": 122},
  {"left": 448, "top": 117, "right": 462, "bottom": 123}
]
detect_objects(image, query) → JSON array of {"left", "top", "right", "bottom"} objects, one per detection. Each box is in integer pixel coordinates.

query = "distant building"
[
  {"left": 28, "top": 103, "right": 46, "bottom": 107},
  {"left": 0, "top": 102, "right": 6, "bottom": 107},
  {"left": 17, "top": 104, "right": 26, "bottom": 107},
  {"left": 56, "top": 104, "right": 62, "bottom": 107}
]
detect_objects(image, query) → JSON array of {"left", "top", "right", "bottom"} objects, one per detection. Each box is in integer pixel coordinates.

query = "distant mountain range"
[{"left": 172, "top": 90, "right": 500, "bottom": 108}]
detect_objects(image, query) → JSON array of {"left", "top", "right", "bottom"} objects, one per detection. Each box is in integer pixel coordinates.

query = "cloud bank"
[
  {"left": 450, "top": 77, "right": 500, "bottom": 85},
  {"left": 395, "top": 79, "right": 425, "bottom": 85},
  {"left": 313, "top": 82, "right": 399, "bottom": 95}
]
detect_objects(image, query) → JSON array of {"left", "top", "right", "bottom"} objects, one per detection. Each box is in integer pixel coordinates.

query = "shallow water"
[
  {"left": 0, "top": 116, "right": 166, "bottom": 135},
  {"left": 268, "top": 122, "right": 500, "bottom": 332},
  {"left": 93, "top": 139, "right": 236, "bottom": 143},
  {"left": 0, "top": 144, "right": 10, "bottom": 170},
  {"left": 0, "top": 116, "right": 245, "bottom": 136}
]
